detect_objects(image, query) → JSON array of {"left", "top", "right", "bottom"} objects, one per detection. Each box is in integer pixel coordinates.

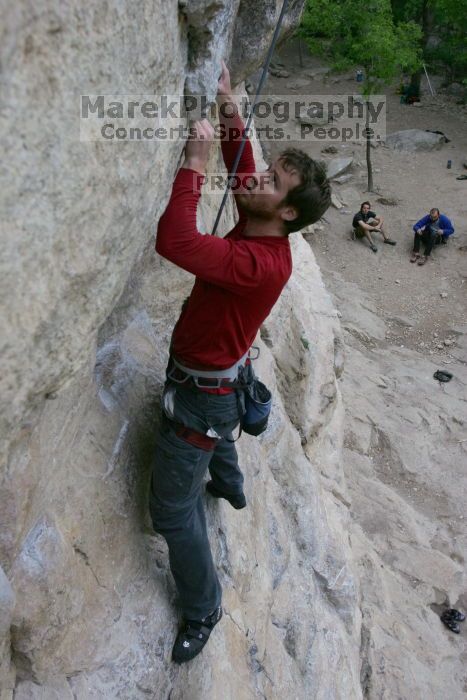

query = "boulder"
[
  {"left": 333, "top": 174, "right": 353, "bottom": 185},
  {"left": 269, "top": 67, "right": 290, "bottom": 78},
  {"left": 327, "top": 157, "right": 354, "bottom": 180},
  {"left": 331, "top": 193, "right": 343, "bottom": 209},
  {"left": 301, "top": 224, "right": 315, "bottom": 236},
  {"left": 305, "top": 67, "right": 330, "bottom": 79},
  {"left": 385, "top": 129, "right": 445, "bottom": 152},
  {"left": 285, "top": 78, "right": 310, "bottom": 90},
  {"left": 296, "top": 105, "right": 331, "bottom": 127},
  {"left": 376, "top": 197, "right": 399, "bottom": 206}
]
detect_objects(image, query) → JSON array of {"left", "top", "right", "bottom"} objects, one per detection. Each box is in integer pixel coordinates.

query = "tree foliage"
[
  {"left": 299, "top": 0, "right": 423, "bottom": 190},
  {"left": 301, "top": 0, "right": 467, "bottom": 83},
  {"left": 429, "top": 0, "right": 467, "bottom": 82},
  {"left": 392, "top": 0, "right": 467, "bottom": 82},
  {"left": 300, "top": 0, "right": 422, "bottom": 93}
]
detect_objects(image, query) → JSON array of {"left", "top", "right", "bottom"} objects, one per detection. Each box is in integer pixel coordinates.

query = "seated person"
[
  {"left": 410, "top": 208, "right": 455, "bottom": 265},
  {"left": 400, "top": 81, "right": 420, "bottom": 104},
  {"left": 352, "top": 201, "right": 396, "bottom": 253}
]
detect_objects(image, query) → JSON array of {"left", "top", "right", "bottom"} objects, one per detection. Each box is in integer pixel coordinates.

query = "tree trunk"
[
  {"left": 410, "top": 0, "right": 431, "bottom": 96},
  {"left": 409, "top": 70, "right": 422, "bottom": 98},
  {"left": 365, "top": 99, "right": 373, "bottom": 192}
]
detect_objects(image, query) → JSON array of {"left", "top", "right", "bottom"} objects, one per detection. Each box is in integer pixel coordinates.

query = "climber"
[{"left": 148, "top": 60, "right": 331, "bottom": 664}]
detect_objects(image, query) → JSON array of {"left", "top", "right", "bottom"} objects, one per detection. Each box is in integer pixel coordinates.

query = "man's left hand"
[{"left": 182, "top": 119, "right": 215, "bottom": 175}]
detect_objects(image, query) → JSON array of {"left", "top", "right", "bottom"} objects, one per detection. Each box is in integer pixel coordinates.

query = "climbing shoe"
[
  {"left": 383, "top": 239, "right": 396, "bottom": 245},
  {"left": 172, "top": 606, "right": 223, "bottom": 663},
  {"left": 206, "top": 480, "right": 246, "bottom": 509},
  {"left": 370, "top": 244, "right": 378, "bottom": 253},
  {"left": 433, "top": 370, "right": 453, "bottom": 383},
  {"left": 442, "top": 609, "right": 465, "bottom": 622},
  {"left": 441, "top": 613, "right": 460, "bottom": 634}
]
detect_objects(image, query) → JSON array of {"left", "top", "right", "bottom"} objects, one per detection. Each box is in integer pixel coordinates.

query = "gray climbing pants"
[{"left": 149, "top": 381, "right": 243, "bottom": 620}]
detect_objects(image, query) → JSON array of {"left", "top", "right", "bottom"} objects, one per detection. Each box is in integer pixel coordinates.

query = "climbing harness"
[
  {"left": 169, "top": 350, "right": 250, "bottom": 387},
  {"left": 211, "top": 0, "right": 290, "bottom": 236},
  {"left": 241, "top": 378, "right": 272, "bottom": 436},
  {"left": 165, "top": 346, "right": 272, "bottom": 440}
]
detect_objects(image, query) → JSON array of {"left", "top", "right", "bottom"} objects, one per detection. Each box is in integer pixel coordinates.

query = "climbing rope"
[{"left": 211, "top": 0, "right": 290, "bottom": 235}]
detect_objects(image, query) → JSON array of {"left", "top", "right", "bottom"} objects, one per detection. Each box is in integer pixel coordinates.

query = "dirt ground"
[
  {"left": 263, "top": 41, "right": 466, "bottom": 353},
  {"left": 260, "top": 39, "right": 467, "bottom": 698}
]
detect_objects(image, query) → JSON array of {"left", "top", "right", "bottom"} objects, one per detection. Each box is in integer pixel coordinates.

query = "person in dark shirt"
[
  {"left": 150, "top": 61, "right": 331, "bottom": 664},
  {"left": 352, "top": 201, "right": 396, "bottom": 253},
  {"left": 410, "top": 208, "right": 455, "bottom": 265}
]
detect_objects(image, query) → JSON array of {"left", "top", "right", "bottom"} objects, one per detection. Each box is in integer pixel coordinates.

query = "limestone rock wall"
[{"left": 0, "top": 2, "right": 363, "bottom": 697}]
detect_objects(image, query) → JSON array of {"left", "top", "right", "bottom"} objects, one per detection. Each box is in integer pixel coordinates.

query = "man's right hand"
[{"left": 182, "top": 119, "right": 214, "bottom": 175}]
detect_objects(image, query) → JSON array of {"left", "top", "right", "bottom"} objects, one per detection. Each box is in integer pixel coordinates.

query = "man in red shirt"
[{"left": 149, "top": 62, "right": 331, "bottom": 663}]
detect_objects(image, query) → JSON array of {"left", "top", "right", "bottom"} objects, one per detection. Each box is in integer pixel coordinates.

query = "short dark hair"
[
  {"left": 430, "top": 207, "right": 440, "bottom": 215},
  {"left": 361, "top": 201, "right": 371, "bottom": 209},
  {"left": 278, "top": 149, "right": 331, "bottom": 233}
]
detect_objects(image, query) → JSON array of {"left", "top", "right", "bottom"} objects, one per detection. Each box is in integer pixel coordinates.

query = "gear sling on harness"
[
  {"left": 167, "top": 350, "right": 272, "bottom": 438},
  {"left": 241, "top": 375, "right": 272, "bottom": 437}
]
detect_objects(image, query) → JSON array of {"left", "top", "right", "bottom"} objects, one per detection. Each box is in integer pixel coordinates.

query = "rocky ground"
[{"left": 261, "top": 40, "right": 467, "bottom": 698}]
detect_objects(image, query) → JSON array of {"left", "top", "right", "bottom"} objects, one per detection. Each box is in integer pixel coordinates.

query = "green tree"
[
  {"left": 392, "top": 0, "right": 467, "bottom": 92},
  {"left": 429, "top": 0, "right": 467, "bottom": 85},
  {"left": 300, "top": 0, "right": 422, "bottom": 190}
]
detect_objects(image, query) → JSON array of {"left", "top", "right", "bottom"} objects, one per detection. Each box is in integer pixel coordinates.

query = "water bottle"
[{"left": 447, "top": 160, "right": 452, "bottom": 169}]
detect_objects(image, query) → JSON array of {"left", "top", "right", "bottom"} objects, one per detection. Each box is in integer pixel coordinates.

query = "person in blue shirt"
[{"left": 410, "top": 208, "right": 455, "bottom": 265}]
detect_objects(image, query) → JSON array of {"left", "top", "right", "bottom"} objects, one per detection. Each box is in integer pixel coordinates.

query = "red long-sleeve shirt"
[{"left": 156, "top": 113, "right": 292, "bottom": 371}]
